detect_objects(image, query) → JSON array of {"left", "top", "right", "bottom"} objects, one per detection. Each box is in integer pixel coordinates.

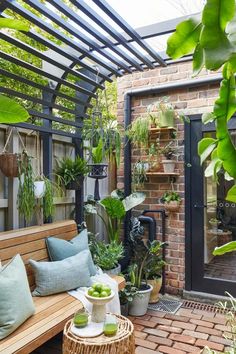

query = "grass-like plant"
[{"left": 56, "top": 156, "right": 90, "bottom": 188}]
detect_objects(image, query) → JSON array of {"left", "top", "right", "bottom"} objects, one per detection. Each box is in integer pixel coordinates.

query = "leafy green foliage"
[
  {"left": 100, "top": 197, "right": 126, "bottom": 220},
  {"left": 56, "top": 156, "right": 89, "bottom": 188},
  {"left": 92, "top": 139, "right": 104, "bottom": 164},
  {"left": 43, "top": 178, "right": 54, "bottom": 219},
  {"left": 91, "top": 239, "right": 124, "bottom": 270},
  {"left": 0, "top": 95, "right": 29, "bottom": 123},
  {"left": 126, "top": 116, "right": 150, "bottom": 148},
  {"left": 213, "top": 241, "right": 236, "bottom": 256},
  {"left": 167, "top": 0, "right": 236, "bottom": 203},
  {"left": 160, "top": 191, "right": 181, "bottom": 204},
  {"left": 119, "top": 284, "right": 137, "bottom": 305}
]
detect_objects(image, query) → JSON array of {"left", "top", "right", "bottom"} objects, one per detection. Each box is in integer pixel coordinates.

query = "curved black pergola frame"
[{"left": 0, "top": 0, "right": 191, "bottom": 225}]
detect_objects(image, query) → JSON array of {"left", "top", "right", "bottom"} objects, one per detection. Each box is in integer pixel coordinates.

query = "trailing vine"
[{"left": 167, "top": 0, "right": 236, "bottom": 202}]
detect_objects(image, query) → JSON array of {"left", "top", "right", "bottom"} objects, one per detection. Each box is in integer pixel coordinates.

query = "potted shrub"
[
  {"left": 209, "top": 218, "right": 220, "bottom": 232},
  {"left": 119, "top": 283, "right": 137, "bottom": 316},
  {"left": 91, "top": 240, "right": 124, "bottom": 275},
  {"left": 159, "top": 99, "right": 176, "bottom": 128},
  {"left": 160, "top": 191, "right": 181, "bottom": 212},
  {"left": 144, "top": 241, "right": 166, "bottom": 303},
  {"left": 161, "top": 142, "right": 176, "bottom": 173},
  {"left": 148, "top": 143, "right": 161, "bottom": 172},
  {"left": 126, "top": 116, "right": 150, "bottom": 148},
  {"left": 127, "top": 218, "right": 166, "bottom": 316},
  {"left": 88, "top": 138, "right": 108, "bottom": 178},
  {"left": 56, "top": 155, "right": 89, "bottom": 190}
]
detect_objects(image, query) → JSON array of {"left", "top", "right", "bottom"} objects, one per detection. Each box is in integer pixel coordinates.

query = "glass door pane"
[{"left": 204, "top": 131, "right": 236, "bottom": 281}]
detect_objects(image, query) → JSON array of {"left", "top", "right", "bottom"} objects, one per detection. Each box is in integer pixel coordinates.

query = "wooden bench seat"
[{"left": 0, "top": 220, "right": 125, "bottom": 354}]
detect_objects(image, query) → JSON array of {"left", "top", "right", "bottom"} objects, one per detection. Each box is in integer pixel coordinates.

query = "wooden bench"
[{"left": 0, "top": 220, "right": 125, "bottom": 354}]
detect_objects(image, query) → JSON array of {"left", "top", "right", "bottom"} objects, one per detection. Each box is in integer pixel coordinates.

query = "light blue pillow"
[
  {"left": 30, "top": 250, "right": 92, "bottom": 296},
  {"left": 0, "top": 254, "right": 35, "bottom": 339},
  {"left": 46, "top": 229, "right": 97, "bottom": 276}
]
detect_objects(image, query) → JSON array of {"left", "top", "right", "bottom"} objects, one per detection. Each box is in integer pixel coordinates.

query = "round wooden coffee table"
[{"left": 63, "top": 313, "right": 135, "bottom": 354}]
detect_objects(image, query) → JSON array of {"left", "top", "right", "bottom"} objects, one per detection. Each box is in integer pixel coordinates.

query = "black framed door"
[{"left": 185, "top": 115, "right": 236, "bottom": 296}]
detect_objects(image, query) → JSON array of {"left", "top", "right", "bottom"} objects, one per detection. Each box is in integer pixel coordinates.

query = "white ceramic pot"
[
  {"left": 103, "top": 264, "right": 121, "bottom": 276},
  {"left": 34, "top": 181, "right": 46, "bottom": 199},
  {"left": 128, "top": 284, "right": 153, "bottom": 316},
  {"left": 162, "top": 160, "right": 175, "bottom": 173},
  {"left": 85, "top": 290, "right": 114, "bottom": 323}
]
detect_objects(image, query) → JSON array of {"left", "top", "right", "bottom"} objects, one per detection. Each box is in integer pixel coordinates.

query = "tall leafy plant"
[
  {"left": 167, "top": 0, "right": 236, "bottom": 202},
  {"left": 0, "top": 18, "right": 30, "bottom": 123}
]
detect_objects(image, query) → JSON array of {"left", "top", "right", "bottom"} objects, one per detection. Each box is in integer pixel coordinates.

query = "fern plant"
[{"left": 56, "top": 156, "right": 90, "bottom": 188}]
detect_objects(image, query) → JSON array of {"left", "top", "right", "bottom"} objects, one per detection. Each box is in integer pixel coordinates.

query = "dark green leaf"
[
  {"left": 100, "top": 197, "right": 126, "bottom": 219},
  {"left": 166, "top": 17, "right": 202, "bottom": 59},
  {"left": 0, "top": 95, "right": 29, "bottom": 123},
  {"left": 214, "top": 75, "right": 236, "bottom": 121}
]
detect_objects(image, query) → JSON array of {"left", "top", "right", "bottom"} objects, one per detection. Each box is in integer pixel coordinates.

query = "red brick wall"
[{"left": 117, "top": 60, "right": 220, "bottom": 295}]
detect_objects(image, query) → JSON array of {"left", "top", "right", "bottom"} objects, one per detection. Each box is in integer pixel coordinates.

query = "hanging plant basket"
[
  {"left": 88, "top": 163, "right": 108, "bottom": 179},
  {"left": 66, "top": 176, "right": 84, "bottom": 190},
  {"left": 0, "top": 152, "right": 19, "bottom": 177},
  {"left": 34, "top": 181, "right": 46, "bottom": 199},
  {"left": 161, "top": 200, "right": 180, "bottom": 212}
]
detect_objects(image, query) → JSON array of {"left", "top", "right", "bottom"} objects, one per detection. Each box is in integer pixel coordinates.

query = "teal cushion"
[
  {"left": 30, "top": 250, "right": 92, "bottom": 296},
  {"left": 46, "top": 229, "right": 97, "bottom": 276},
  {"left": 0, "top": 254, "right": 35, "bottom": 340}
]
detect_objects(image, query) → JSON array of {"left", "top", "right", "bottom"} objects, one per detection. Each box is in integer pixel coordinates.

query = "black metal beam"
[
  {"left": 92, "top": 0, "right": 166, "bottom": 66},
  {"left": 71, "top": 0, "right": 155, "bottom": 69},
  {"left": 48, "top": 0, "right": 143, "bottom": 72},
  {"left": 28, "top": 110, "right": 82, "bottom": 129},
  {"left": 0, "top": 68, "right": 91, "bottom": 108},
  {"left": 26, "top": 0, "right": 132, "bottom": 74},
  {"left": 0, "top": 87, "right": 86, "bottom": 117},
  {"left": 6, "top": 0, "right": 122, "bottom": 76},
  {"left": 0, "top": 50, "right": 94, "bottom": 105}
]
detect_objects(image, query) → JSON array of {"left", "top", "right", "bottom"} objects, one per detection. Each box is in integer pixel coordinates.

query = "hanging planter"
[
  {"left": 66, "top": 176, "right": 85, "bottom": 190},
  {"left": 34, "top": 180, "right": 46, "bottom": 199},
  {"left": 0, "top": 128, "right": 27, "bottom": 178},
  {"left": 160, "top": 191, "right": 181, "bottom": 212},
  {"left": 88, "top": 163, "right": 108, "bottom": 179}
]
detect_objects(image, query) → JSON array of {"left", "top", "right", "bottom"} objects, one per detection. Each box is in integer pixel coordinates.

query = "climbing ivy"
[{"left": 167, "top": 0, "right": 236, "bottom": 202}]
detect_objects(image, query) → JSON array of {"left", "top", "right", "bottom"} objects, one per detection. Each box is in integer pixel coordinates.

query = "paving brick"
[
  {"left": 158, "top": 345, "right": 186, "bottom": 354},
  {"left": 135, "top": 338, "right": 157, "bottom": 350},
  {"left": 158, "top": 325, "right": 183, "bottom": 334},
  {"left": 190, "top": 319, "right": 214, "bottom": 328},
  {"left": 143, "top": 328, "right": 169, "bottom": 338},
  {"left": 172, "top": 320, "right": 196, "bottom": 330},
  {"left": 134, "top": 331, "right": 147, "bottom": 339},
  {"left": 165, "top": 313, "right": 189, "bottom": 322},
  {"left": 169, "top": 333, "right": 196, "bottom": 344},
  {"left": 202, "top": 316, "right": 226, "bottom": 325},
  {"left": 192, "top": 309, "right": 215, "bottom": 317},
  {"left": 196, "top": 325, "right": 222, "bottom": 336},
  {"left": 133, "top": 319, "right": 157, "bottom": 328},
  {"left": 147, "top": 334, "right": 173, "bottom": 346},
  {"left": 133, "top": 324, "right": 144, "bottom": 331},
  {"left": 150, "top": 317, "right": 172, "bottom": 326},
  {"left": 183, "top": 329, "right": 208, "bottom": 340},
  {"left": 176, "top": 308, "right": 202, "bottom": 319},
  {"left": 135, "top": 346, "right": 159, "bottom": 354},
  {"left": 146, "top": 310, "right": 166, "bottom": 318},
  {"left": 195, "top": 339, "right": 224, "bottom": 351},
  {"left": 215, "top": 324, "right": 231, "bottom": 331},
  {"left": 173, "top": 342, "right": 201, "bottom": 352},
  {"left": 209, "top": 335, "right": 232, "bottom": 346}
]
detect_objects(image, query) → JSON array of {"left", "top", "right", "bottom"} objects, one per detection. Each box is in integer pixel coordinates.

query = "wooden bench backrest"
[{"left": 0, "top": 220, "right": 78, "bottom": 289}]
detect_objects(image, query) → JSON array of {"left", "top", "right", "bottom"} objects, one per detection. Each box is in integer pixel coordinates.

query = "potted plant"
[
  {"left": 132, "top": 160, "right": 148, "bottom": 190},
  {"left": 209, "top": 218, "right": 220, "bottom": 232},
  {"left": 56, "top": 155, "right": 89, "bottom": 190},
  {"left": 126, "top": 116, "right": 150, "bottom": 148},
  {"left": 119, "top": 283, "right": 137, "bottom": 316},
  {"left": 159, "top": 99, "right": 176, "bottom": 128},
  {"left": 127, "top": 218, "right": 165, "bottom": 316},
  {"left": 144, "top": 241, "right": 166, "bottom": 303},
  {"left": 91, "top": 240, "right": 124, "bottom": 275},
  {"left": 148, "top": 143, "right": 161, "bottom": 172},
  {"left": 84, "top": 190, "right": 146, "bottom": 244},
  {"left": 161, "top": 142, "right": 176, "bottom": 173},
  {"left": 160, "top": 191, "right": 181, "bottom": 212},
  {"left": 88, "top": 138, "right": 108, "bottom": 178}
]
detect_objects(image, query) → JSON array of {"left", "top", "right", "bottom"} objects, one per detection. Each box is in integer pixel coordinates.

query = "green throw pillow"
[
  {"left": 46, "top": 229, "right": 97, "bottom": 276},
  {"left": 30, "top": 250, "right": 92, "bottom": 296},
  {"left": 0, "top": 254, "right": 35, "bottom": 340}
]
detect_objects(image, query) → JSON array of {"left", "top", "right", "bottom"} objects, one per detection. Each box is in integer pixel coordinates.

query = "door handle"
[{"left": 194, "top": 204, "right": 207, "bottom": 208}]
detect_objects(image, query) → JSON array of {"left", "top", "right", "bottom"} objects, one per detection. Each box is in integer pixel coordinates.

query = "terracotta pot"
[
  {"left": 162, "top": 160, "right": 175, "bottom": 173},
  {"left": 147, "top": 277, "right": 162, "bottom": 303}
]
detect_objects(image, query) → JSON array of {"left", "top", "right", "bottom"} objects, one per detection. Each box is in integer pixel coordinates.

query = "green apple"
[
  {"left": 100, "top": 291, "right": 109, "bottom": 298},
  {"left": 92, "top": 291, "right": 100, "bottom": 298},
  {"left": 102, "top": 285, "right": 111, "bottom": 295},
  {"left": 92, "top": 283, "right": 103, "bottom": 292},
  {"left": 88, "top": 288, "right": 94, "bottom": 296}
]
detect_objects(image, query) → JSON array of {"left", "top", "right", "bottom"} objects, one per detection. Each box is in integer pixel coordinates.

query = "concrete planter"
[
  {"left": 162, "top": 160, "right": 175, "bottom": 173},
  {"left": 129, "top": 284, "right": 153, "bottom": 316},
  {"left": 103, "top": 263, "right": 121, "bottom": 276}
]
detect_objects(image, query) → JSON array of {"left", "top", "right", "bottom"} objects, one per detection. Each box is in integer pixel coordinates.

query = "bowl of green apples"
[{"left": 85, "top": 283, "right": 114, "bottom": 323}]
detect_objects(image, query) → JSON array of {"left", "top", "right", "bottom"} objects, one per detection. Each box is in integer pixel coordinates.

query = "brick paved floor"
[
  {"left": 33, "top": 306, "right": 231, "bottom": 353},
  {"left": 130, "top": 307, "right": 231, "bottom": 354}
]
